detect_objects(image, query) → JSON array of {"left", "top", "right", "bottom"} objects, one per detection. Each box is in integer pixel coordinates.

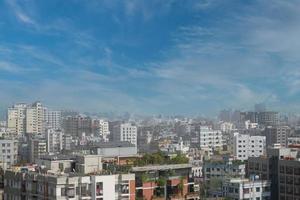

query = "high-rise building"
[
  {"left": 233, "top": 133, "right": 266, "bottom": 161},
  {"left": 46, "top": 128, "right": 64, "bottom": 153},
  {"left": 263, "top": 126, "right": 291, "bottom": 148},
  {"left": 26, "top": 102, "right": 44, "bottom": 134},
  {"left": 62, "top": 116, "right": 92, "bottom": 137},
  {"left": 112, "top": 123, "right": 137, "bottom": 146},
  {"left": 28, "top": 136, "right": 47, "bottom": 163},
  {"left": 43, "top": 108, "right": 62, "bottom": 130},
  {"left": 7, "top": 103, "right": 27, "bottom": 135},
  {"left": 92, "top": 119, "right": 110, "bottom": 141}
]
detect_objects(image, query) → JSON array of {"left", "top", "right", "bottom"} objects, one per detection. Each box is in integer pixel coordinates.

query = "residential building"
[
  {"left": 233, "top": 133, "right": 266, "bottom": 161},
  {"left": 199, "top": 126, "right": 223, "bottom": 153},
  {"left": 93, "top": 119, "right": 110, "bottom": 141},
  {"left": 62, "top": 115, "right": 93, "bottom": 137},
  {"left": 223, "top": 178, "right": 271, "bottom": 200},
  {"left": 0, "top": 139, "right": 18, "bottom": 170},
  {"left": 7, "top": 103, "right": 27, "bottom": 135},
  {"left": 132, "top": 164, "right": 199, "bottom": 200},
  {"left": 263, "top": 126, "right": 291, "bottom": 147},
  {"left": 46, "top": 129, "right": 64, "bottom": 154},
  {"left": 112, "top": 123, "right": 137, "bottom": 146},
  {"left": 28, "top": 136, "right": 47, "bottom": 163},
  {"left": 26, "top": 102, "right": 44, "bottom": 134},
  {"left": 4, "top": 166, "right": 136, "bottom": 200},
  {"left": 248, "top": 147, "right": 298, "bottom": 200},
  {"left": 43, "top": 108, "right": 62, "bottom": 130}
]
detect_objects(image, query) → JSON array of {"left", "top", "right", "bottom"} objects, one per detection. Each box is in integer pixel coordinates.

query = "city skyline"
[{"left": 1, "top": 0, "right": 300, "bottom": 115}]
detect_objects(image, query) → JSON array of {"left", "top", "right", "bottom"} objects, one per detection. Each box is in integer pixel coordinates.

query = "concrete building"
[
  {"left": 0, "top": 139, "right": 18, "bottom": 170},
  {"left": 233, "top": 133, "right": 266, "bottom": 161},
  {"left": 28, "top": 136, "right": 47, "bottom": 163},
  {"left": 46, "top": 129, "right": 64, "bottom": 154},
  {"left": 278, "top": 159, "right": 300, "bottom": 200},
  {"left": 223, "top": 178, "right": 271, "bottom": 200},
  {"left": 43, "top": 108, "right": 62, "bottom": 130},
  {"left": 112, "top": 123, "right": 137, "bottom": 146},
  {"left": 4, "top": 169, "right": 136, "bottom": 200},
  {"left": 62, "top": 115, "right": 93, "bottom": 137},
  {"left": 132, "top": 164, "right": 199, "bottom": 200},
  {"left": 258, "top": 111, "right": 279, "bottom": 126},
  {"left": 93, "top": 119, "right": 110, "bottom": 141},
  {"left": 248, "top": 147, "right": 298, "bottom": 200},
  {"left": 26, "top": 102, "right": 44, "bottom": 135},
  {"left": 263, "top": 126, "right": 291, "bottom": 148},
  {"left": 7, "top": 103, "right": 27, "bottom": 135},
  {"left": 199, "top": 126, "right": 223, "bottom": 153},
  {"left": 90, "top": 142, "right": 137, "bottom": 157}
]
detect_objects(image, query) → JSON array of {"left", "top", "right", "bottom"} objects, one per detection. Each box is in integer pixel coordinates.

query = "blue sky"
[{"left": 0, "top": 0, "right": 300, "bottom": 115}]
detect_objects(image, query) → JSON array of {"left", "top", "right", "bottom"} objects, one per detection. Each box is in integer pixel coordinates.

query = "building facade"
[{"left": 233, "top": 133, "right": 266, "bottom": 161}]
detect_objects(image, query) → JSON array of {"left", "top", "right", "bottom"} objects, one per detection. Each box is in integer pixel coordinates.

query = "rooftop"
[{"left": 132, "top": 164, "right": 192, "bottom": 172}]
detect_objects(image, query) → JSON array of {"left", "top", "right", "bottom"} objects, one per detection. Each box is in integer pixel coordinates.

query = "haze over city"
[
  {"left": 1, "top": 0, "right": 300, "bottom": 115},
  {"left": 2, "top": 1, "right": 300, "bottom": 200}
]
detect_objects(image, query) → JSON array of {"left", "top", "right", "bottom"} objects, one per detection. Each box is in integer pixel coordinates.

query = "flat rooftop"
[{"left": 132, "top": 164, "right": 192, "bottom": 172}]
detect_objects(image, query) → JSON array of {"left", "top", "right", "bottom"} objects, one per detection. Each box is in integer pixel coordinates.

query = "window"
[
  {"left": 256, "top": 187, "right": 260, "bottom": 192},
  {"left": 96, "top": 182, "right": 103, "bottom": 196}
]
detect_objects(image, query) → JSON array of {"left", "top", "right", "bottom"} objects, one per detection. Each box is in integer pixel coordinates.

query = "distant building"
[
  {"left": 233, "top": 133, "right": 266, "bottom": 161},
  {"left": 25, "top": 102, "right": 44, "bottom": 135},
  {"left": 43, "top": 108, "right": 62, "bottom": 130},
  {"left": 62, "top": 115, "right": 92, "bottom": 137},
  {"left": 92, "top": 119, "right": 110, "bottom": 141},
  {"left": 263, "top": 126, "right": 291, "bottom": 147},
  {"left": 7, "top": 103, "right": 27, "bottom": 135},
  {"left": 258, "top": 111, "right": 279, "bottom": 126},
  {"left": 28, "top": 136, "right": 47, "bottom": 163},
  {"left": 199, "top": 126, "right": 223, "bottom": 153},
  {"left": 46, "top": 129, "right": 64, "bottom": 154},
  {"left": 112, "top": 123, "right": 137, "bottom": 146}
]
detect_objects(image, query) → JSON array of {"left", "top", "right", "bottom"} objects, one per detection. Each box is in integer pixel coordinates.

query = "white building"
[
  {"left": 5, "top": 171, "right": 135, "bottom": 200},
  {"left": 93, "top": 119, "right": 110, "bottom": 142},
  {"left": 44, "top": 108, "right": 62, "bottom": 130},
  {"left": 0, "top": 139, "right": 18, "bottom": 170},
  {"left": 233, "top": 133, "right": 266, "bottom": 161},
  {"left": 7, "top": 103, "right": 27, "bottom": 135},
  {"left": 219, "top": 122, "right": 234, "bottom": 133},
  {"left": 113, "top": 123, "right": 137, "bottom": 146},
  {"left": 223, "top": 178, "right": 271, "bottom": 200},
  {"left": 199, "top": 126, "right": 223, "bottom": 153},
  {"left": 26, "top": 102, "right": 44, "bottom": 134},
  {"left": 46, "top": 129, "right": 64, "bottom": 153}
]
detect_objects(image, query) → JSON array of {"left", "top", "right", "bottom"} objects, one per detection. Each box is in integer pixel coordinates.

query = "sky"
[{"left": 0, "top": 0, "right": 300, "bottom": 116}]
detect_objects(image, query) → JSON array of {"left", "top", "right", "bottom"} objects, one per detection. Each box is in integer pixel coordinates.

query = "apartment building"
[
  {"left": 223, "top": 178, "right": 271, "bottom": 200},
  {"left": 43, "top": 108, "right": 62, "bottom": 130},
  {"left": 248, "top": 147, "right": 298, "bottom": 200},
  {"left": 4, "top": 171, "right": 135, "bottom": 200},
  {"left": 278, "top": 159, "right": 300, "bottom": 200},
  {"left": 46, "top": 129, "right": 64, "bottom": 154},
  {"left": 112, "top": 123, "right": 137, "bottom": 146},
  {"left": 199, "top": 126, "right": 223, "bottom": 153},
  {"left": 7, "top": 103, "right": 27, "bottom": 135},
  {"left": 0, "top": 139, "right": 18, "bottom": 170},
  {"left": 233, "top": 133, "right": 266, "bottom": 161},
  {"left": 26, "top": 102, "right": 44, "bottom": 134},
  {"left": 132, "top": 164, "right": 199, "bottom": 200},
  {"left": 93, "top": 119, "right": 110, "bottom": 142}
]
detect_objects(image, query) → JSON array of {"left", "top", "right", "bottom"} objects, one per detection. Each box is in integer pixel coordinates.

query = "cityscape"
[{"left": 1, "top": 0, "right": 300, "bottom": 200}]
